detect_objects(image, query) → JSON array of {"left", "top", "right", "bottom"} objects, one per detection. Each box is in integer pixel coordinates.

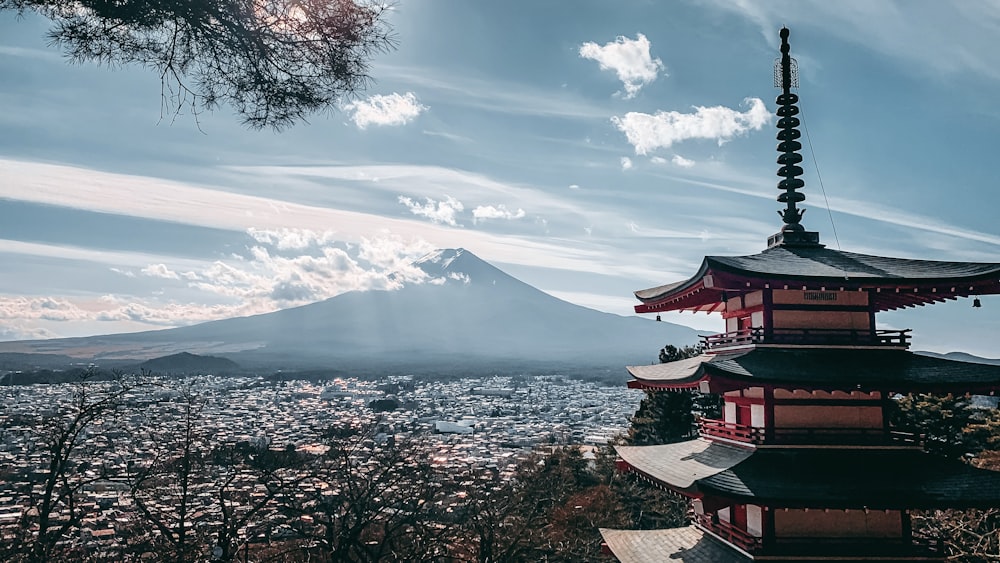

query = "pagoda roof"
[
  {"left": 615, "top": 438, "right": 752, "bottom": 490},
  {"left": 626, "top": 349, "right": 1000, "bottom": 393},
  {"left": 635, "top": 245, "right": 1000, "bottom": 313},
  {"left": 699, "top": 448, "right": 1000, "bottom": 509},
  {"left": 617, "top": 439, "right": 1000, "bottom": 509},
  {"left": 599, "top": 526, "right": 748, "bottom": 563}
]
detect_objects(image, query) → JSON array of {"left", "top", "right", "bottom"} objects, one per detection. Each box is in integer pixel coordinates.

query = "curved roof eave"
[
  {"left": 634, "top": 259, "right": 711, "bottom": 303},
  {"left": 626, "top": 354, "right": 712, "bottom": 387},
  {"left": 697, "top": 449, "right": 1000, "bottom": 510},
  {"left": 628, "top": 350, "right": 1000, "bottom": 393},
  {"left": 634, "top": 247, "right": 1000, "bottom": 313},
  {"left": 615, "top": 438, "right": 753, "bottom": 490}
]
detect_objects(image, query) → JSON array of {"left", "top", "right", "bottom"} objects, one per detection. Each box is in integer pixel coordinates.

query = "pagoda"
[{"left": 600, "top": 28, "right": 1000, "bottom": 562}]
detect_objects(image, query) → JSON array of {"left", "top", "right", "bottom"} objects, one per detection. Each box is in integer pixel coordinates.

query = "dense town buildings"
[{"left": 0, "top": 372, "right": 641, "bottom": 556}]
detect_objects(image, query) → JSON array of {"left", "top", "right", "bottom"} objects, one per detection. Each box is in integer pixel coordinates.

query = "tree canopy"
[{"left": 2, "top": 0, "right": 395, "bottom": 129}]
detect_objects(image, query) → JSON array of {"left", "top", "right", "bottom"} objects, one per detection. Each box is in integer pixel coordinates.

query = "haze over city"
[{"left": 2, "top": 0, "right": 1000, "bottom": 356}]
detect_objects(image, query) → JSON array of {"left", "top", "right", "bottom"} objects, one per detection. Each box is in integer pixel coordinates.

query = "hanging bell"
[
  {"left": 973, "top": 297, "right": 982, "bottom": 308},
  {"left": 656, "top": 315, "right": 662, "bottom": 322}
]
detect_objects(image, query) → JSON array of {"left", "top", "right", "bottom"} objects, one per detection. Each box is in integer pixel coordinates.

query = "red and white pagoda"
[{"left": 600, "top": 28, "right": 1000, "bottom": 562}]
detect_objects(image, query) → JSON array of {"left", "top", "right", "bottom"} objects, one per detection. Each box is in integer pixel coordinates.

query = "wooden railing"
[
  {"left": 696, "top": 511, "right": 944, "bottom": 558},
  {"left": 695, "top": 513, "right": 762, "bottom": 553},
  {"left": 766, "top": 535, "right": 944, "bottom": 558},
  {"left": 698, "top": 418, "right": 763, "bottom": 444},
  {"left": 698, "top": 417, "right": 922, "bottom": 447},
  {"left": 700, "top": 327, "right": 911, "bottom": 351},
  {"left": 701, "top": 328, "right": 761, "bottom": 350}
]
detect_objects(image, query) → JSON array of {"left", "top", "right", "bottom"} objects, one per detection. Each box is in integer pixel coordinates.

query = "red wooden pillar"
[{"left": 763, "top": 288, "right": 774, "bottom": 339}]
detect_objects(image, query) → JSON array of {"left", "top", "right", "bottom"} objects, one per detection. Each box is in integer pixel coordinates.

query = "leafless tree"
[
  {"left": 912, "top": 451, "right": 1000, "bottom": 563},
  {"left": 276, "top": 422, "right": 456, "bottom": 562},
  {"left": 457, "top": 447, "right": 604, "bottom": 563},
  {"left": 125, "top": 388, "right": 212, "bottom": 562},
  {"left": 3, "top": 369, "right": 142, "bottom": 563}
]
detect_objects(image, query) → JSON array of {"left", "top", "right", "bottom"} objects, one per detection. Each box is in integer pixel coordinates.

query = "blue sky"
[{"left": 2, "top": 0, "right": 1000, "bottom": 356}]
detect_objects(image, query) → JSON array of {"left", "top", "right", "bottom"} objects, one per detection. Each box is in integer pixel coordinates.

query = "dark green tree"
[
  {"left": 890, "top": 393, "right": 991, "bottom": 459},
  {"left": 625, "top": 390, "right": 696, "bottom": 446},
  {"left": 2, "top": 0, "right": 395, "bottom": 129},
  {"left": 625, "top": 344, "right": 720, "bottom": 446}
]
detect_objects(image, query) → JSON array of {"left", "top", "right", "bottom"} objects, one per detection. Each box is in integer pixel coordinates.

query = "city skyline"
[{"left": 2, "top": 1, "right": 1000, "bottom": 356}]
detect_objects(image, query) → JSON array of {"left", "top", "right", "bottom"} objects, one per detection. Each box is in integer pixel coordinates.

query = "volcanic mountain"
[{"left": 0, "top": 249, "right": 699, "bottom": 374}]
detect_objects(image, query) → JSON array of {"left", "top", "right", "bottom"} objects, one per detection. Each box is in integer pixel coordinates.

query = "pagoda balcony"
[
  {"left": 700, "top": 327, "right": 911, "bottom": 351},
  {"left": 698, "top": 417, "right": 922, "bottom": 447},
  {"left": 694, "top": 513, "right": 762, "bottom": 553},
  {"left": 695, "top": 514, "right": 944, "bottom": 559},
  {"left": 761, "top": 533, "right": 944, "bottom": 559}
]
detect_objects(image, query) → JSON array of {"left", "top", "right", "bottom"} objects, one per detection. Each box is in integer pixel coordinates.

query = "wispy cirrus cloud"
[
  {"left": 472, "top": 204, "right": 526, "bottom": 223},
  {"left": 0, "top": 160, "right": 626, "bottom": 278},
  {"left": 343, "top": 92, "right": 427, "bottom": 129},
  {"left": 0, "top": 44, "right": 62, "bottom": 62},
  {"left": 613, "top": 98, "right": 771, "bottom": 154},
  {"left": 376, "top": 64, "right": 610, "bottom": 119},
  {"left": 579, "top": 33, "right": 665, "bottom": 98},
  {"left": 702, "top": 0, "right": 1000, "bottom": 81}
]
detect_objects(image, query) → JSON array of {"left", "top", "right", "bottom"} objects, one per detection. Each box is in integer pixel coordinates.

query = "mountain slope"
[{"left": 0, "top": 249, "right": 700, "bottom": 371}]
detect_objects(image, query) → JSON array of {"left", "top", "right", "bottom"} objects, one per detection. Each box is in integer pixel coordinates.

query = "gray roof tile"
[
  {"left": 699, "top": 448, "right": 1000, "bottom": 509},
  {"left": 627, "top": 349, "right": 1000, "bottom": 392},
  {"left": 615, "top": 439, "right": 752, "bottom": 489},
  {"left": 600, "top": 526, "right": 749, "bottom": 562}
]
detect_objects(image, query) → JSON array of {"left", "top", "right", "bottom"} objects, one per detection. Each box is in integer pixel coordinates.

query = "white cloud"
[
  {"left": 472, "top": 204, "right": 526, "bottom": 223},
  {"left": 568, "top": 184, "right": 580, "bottom": 190},
  {"left": 343, "top": 92, "right": 427, "bottom": 129},
  {"left": 448, "top": 272, "right": 471, "bottom": 284},
  {"left": 93, "top": 298, "right": 242, "bottom": 327},
  {"left": 141, "top": 264, "right": 180, "bottom": 280},
  {"left": 0, "top": 297, "right": 92, "bottom": 323},
  {"left": 579, "top": 33, "right": 665, "bottom": 98},
  {"left": 612, "top": 97, "right": 771, "bottom": 155},
  {"left": 125, "top": 234, "right": 440, "bottom": 320},
  {"left": 620, "top": 156, "right": 633, "bottom": 170},
  {"left": 397, "top": 195, "right": 465, "bottom": 226},
  {"left": 650, "top": 156, "right": 668, "bottom": 165},
  {"left": 248, "top": 228, "right": 338, "bottom": 250},
  {"left": 672, "top": 154, "right": 696, "bottom": 168}
]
